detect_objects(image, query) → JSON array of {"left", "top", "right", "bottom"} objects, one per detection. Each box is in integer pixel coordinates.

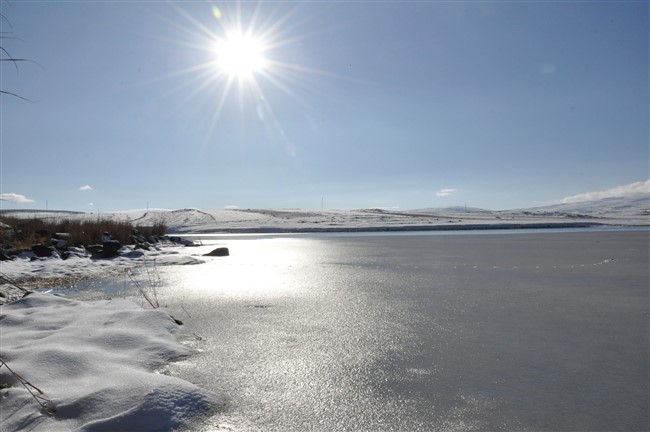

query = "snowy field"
[{"left": 1, "top": 196, "right": 648, "bottom": 431}]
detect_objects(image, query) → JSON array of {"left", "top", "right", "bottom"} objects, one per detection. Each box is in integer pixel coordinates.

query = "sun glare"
[
  {"left": 214, "top": 32, "right": 267, "bottom": 81},
  {"left": 163, "top": 2, "right": 332, "bottom": 140}
]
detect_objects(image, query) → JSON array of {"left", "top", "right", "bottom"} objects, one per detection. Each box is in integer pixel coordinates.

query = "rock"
[
  {"left": 203, "top": 247, "right": 229, "bottom": 257},
  {"left": 62, "top": 247, "right": 90, "bottom": 260},
  {"left": 86, "top": 244, "right": 103, "bottom": 253},
  {"left": 52, "top": 238, "right": 67, "bottom": 249},
  {"left": 68, "top": 246, "right": 88, "bottom": 255},
  {"left": 86, "top": 244, "right": 103, "bottom": 259},
  {"left": 101, "top": 240, "right": 122, "bottom": 258},
  {"left": 169, "top": 236, "right": 196, "bottom": 246},
  {"left": 31, "top": 244, "right": 56, "bottom": 258},
  {"left": 0, "top": 251, "right": 12, "bottom": 261},
  {"left": 135, "top": 242, "right": 150, "bottom": 251},
  {"left": 1, "top": 247, "right": 18, "bottom": 258},
  {"left": 120, "top": 249, "right": 145, "bottom": 259},
  {"left": 132, "top": 234, "right": 147, "bottom": 244}
]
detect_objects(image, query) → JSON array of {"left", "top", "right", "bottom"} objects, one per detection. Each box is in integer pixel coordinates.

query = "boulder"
[
  {"left": 86, "top": 244, "right": 103, "bottom": 259},
  {"left": 86, "top": 244, "right": 103, "bottom": 253},
  {"left": 203, "top": 247, "right": 229, "bottom": 257},
  {"left": 62, "top": 247, "right": 90, "bottom": 260},
  {"left": 101, "top": 240, "right": 122, "bottom": 258},
  {"left": 132, "top": 234, "right": 147, "bottom": 244},
  {"left": 52, "top": 238, "right": 67, "bottom": 250},
  {"left": 2, "top": 247, "right": 19, "bottom": 258},
  {"left": 134, "top": 242, "right": 150, "bottom": 251},
  {"left": 31, "top": 244, "right": 56, "bottom": 258}
]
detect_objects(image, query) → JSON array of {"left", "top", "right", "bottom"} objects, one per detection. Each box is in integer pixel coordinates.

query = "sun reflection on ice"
[{"left": 163, "top": 238, "right": 315, "bottom": 300}]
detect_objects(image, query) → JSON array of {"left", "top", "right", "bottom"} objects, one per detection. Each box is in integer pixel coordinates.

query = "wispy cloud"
[
  {"left": 225, "top": 205, "right": 239, "bottom": 209},
  {"left": 0, "top": 193, "right": 35, "bottom": 203},
  {"left": 79, "top": 185, "right": 93, "bottom": 191},
  {"left": 436, "top": 188, "right": 457, "bottom": 197},
  {"left": 562, "top": 180, "right": 650, "bottom": 204}
]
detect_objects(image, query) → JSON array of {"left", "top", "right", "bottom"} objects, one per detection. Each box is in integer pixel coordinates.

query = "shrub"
[{"left": 0, "top": 215, "right": 167, "bottom": 250}]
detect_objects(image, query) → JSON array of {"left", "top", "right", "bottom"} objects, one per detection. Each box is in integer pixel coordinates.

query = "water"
[{"left": 57, "top": 230, "right": 650, "bottom": 431}]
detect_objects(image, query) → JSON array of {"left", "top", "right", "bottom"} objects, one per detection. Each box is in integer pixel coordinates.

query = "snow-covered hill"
[
  {"left": 2, "top": 194, "right": 648, "bottom": 233},
  {"left": 517, "top": 194, "right": 649, "bottom": 217}
]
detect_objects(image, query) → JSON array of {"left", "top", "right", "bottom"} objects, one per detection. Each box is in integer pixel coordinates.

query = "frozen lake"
[{"left": 65, "top": 230, "right": 650, "bottom": 431}]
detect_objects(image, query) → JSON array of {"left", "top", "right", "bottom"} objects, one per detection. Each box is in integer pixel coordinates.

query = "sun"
[
  {"left": 214, "top": 31, "right": 268, "bottom": 81},
  {"left": 161, "top": 1, "right": 330, "bottom": 134}
]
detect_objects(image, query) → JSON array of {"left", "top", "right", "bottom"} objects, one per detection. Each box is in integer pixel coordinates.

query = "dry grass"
[
  {"left": 0, "top": 216, "right": 166, "bottom": 250},
  {"left": 125, "top": 259, "right": 162, "bottom": 309},
  {"left": 0, "top": 357, "right": 56, "bottom": 416}
]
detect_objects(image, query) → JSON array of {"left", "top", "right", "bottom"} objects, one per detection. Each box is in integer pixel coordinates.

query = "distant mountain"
[
  {"left": 515, "top": 194, "right": 649, "bottom": 217},
  {"left": 410, "top": 194, "right": 649, "bottom": 218}
]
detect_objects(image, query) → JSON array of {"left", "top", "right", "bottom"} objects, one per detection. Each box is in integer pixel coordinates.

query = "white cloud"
[
  {"left": 225, "top": 205, "right": 239, "bottom": 210},
  {"left": 562, "top": 180, "right": 650, "bottom": 204},
  {"left": 0, "top": 193, "right": 35, "bottom": 203},
  {"left": 79, "top": 185, "right": 93, "bottom": 191},
  {"left": 436, "top": 188, "right": 457, "bottom": 197}
]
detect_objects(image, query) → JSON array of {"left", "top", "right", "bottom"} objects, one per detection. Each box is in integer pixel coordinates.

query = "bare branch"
[
  {"left": 0, "top": 272, "right": 33, "bottom": 296},
  {"left": 0, "top": 90, "right": 31, "bottom": 102}
]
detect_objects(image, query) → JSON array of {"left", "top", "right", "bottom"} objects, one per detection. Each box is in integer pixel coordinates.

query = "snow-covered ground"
[
  {"left": 0, "top": 244, "right": 203, "bottom": 288},
  {"left": 1, "top": 293, "right": 220, "bottom": 431},
  {"left": 1, "top": 246, "right": 212, "bottom": 431}
]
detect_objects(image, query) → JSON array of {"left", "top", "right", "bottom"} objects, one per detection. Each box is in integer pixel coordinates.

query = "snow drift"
[{"left": 0, "top": 293, "right": 220, "bottom": 431}]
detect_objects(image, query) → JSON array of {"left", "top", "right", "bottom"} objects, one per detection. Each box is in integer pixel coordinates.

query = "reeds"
[
  {"left": 125, "top": 259, "right": 162, "bottom": 309},
  {"left": 0, "top": 215, "right": 166, "bottom": 250}
]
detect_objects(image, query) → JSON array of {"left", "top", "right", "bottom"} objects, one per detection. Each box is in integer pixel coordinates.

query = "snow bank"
[
  {"left": 0, "top": 293, "right": 221, "bottom": 431},
  {"left": 0, "top": 246, "right": 204, "bottom": 283}
]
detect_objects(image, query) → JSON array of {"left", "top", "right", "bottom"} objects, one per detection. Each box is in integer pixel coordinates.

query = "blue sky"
[{"left": 1, "top": 1, "right": 648, "bottom": 212}]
